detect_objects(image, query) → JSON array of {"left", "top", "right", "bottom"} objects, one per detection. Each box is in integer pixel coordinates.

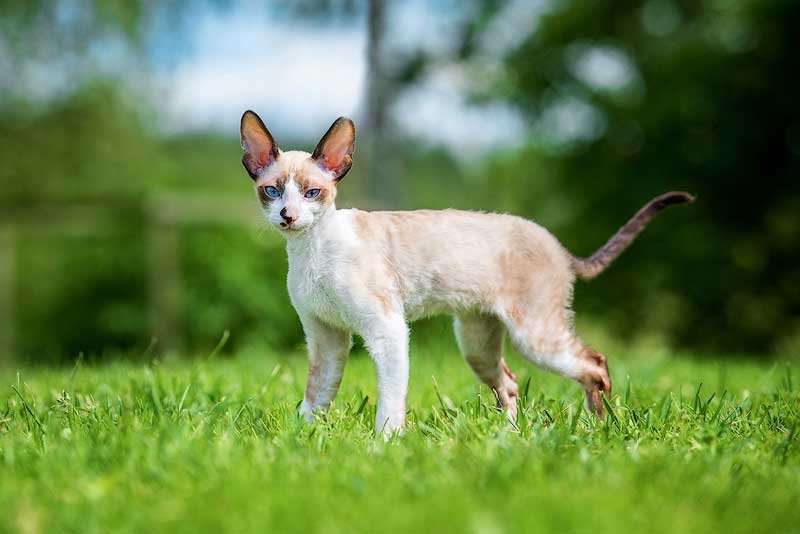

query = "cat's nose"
[{"left": 280, "top": 207, "right": 296, "bottom": 225}]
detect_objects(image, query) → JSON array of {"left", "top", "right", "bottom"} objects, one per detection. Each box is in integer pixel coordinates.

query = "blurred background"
[{"left": 1, "top": 0, "right": 798, "bottom": 365}]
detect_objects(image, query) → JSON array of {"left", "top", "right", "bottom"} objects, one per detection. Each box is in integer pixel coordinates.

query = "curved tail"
[{"left": 571, "top": 191, "right": 695, "bottom": 281}]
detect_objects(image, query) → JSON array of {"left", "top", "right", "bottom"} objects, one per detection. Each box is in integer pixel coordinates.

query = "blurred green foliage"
[
  {"left": 495, "top": 0, "right": 800, "bottom": 354},
  {"left": 1, "top": 85, "right": 302, "bottom": 362},
  {"left": 1, "top": 0, "right": 799, "bottom": 362}
]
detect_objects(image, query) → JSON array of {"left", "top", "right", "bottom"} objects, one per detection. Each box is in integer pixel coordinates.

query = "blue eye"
[
  {"left": 304, "top": 189, "right": 321, "bottom": 199},
  {"left": 264, "top": 186, "right": 280, "bottom": 198}
]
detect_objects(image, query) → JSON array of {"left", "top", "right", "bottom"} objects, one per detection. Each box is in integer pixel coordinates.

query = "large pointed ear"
[
  {"left": 312, "top": 117, "right": 355, "bottom": 181},
  {"left": 241, "top": 110, "right": 280, "bottom": 179}
]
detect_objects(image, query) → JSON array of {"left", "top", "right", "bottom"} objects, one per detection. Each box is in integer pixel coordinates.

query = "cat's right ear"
[{"left": 240, "top": 110, "right": 280, "bottom": 179}]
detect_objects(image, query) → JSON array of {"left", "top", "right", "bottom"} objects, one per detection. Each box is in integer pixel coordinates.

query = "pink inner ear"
[
  {"left": 243, "top": 129, "right": 275, "bottom": 169},
  {"left": 321, "top": 138, "right": 351, "bottom": 170},
  {"left": 253, "top": 146, "right": 274, "bottom": 169},
  {"left": 312, "top": 118, "right": 354, "bottom": 179},
  {"left": 323, "top": 152, "right": 342, "bottom": 170}
]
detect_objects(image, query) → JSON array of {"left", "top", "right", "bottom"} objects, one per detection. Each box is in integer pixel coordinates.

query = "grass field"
[{"left": 2, "top": 337, "right": 799, "bottom": 533}]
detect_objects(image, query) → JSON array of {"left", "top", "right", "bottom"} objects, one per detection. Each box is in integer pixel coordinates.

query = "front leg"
[
  {"left": 361, "top": 314, "right": 409, "bottom": 436},
  {"left": 298, "top": 315, "right": 351, "bottom": 423}
]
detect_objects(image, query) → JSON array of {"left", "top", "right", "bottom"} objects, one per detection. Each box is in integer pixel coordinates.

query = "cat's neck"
[{"left": 284, "top": 204, "right": 338, "bottom": 257}]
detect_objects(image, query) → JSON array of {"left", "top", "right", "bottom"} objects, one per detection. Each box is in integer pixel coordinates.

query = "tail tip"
[{"left": 661, "top": 191, "right": 696, "bottom": 206}]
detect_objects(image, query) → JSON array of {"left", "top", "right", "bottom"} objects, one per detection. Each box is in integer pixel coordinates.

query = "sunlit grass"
[{"left": 1, "top": 343, "right": 798, "bottom": 533}]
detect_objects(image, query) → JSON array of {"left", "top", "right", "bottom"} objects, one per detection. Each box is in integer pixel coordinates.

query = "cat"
[{"left": 240, "top": 110, "right": 693, "bottom": 434}]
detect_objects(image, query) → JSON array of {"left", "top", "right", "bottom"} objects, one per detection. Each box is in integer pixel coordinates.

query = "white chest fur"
[{"left": 285, "top": 209, "right": 361, "bottom": 330}]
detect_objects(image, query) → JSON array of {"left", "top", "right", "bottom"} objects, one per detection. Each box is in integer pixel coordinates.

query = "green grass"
[{"left": 1, "top": 342, "right": 799, "bottom": 534}]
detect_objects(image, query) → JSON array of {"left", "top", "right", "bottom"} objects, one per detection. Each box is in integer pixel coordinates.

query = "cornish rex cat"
[{"left": 240, "top": 110, "right": 693, "bottom": 435}]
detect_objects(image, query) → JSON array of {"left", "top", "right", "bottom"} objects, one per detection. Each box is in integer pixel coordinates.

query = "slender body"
[{"left": 239, "top": 111, "right": 693, "bottom": 434}]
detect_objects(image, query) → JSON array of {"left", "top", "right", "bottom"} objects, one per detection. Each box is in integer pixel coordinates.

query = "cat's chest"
[
  {"left": 286, "top": 246, "right": 351, "bottom": 328},
  {"left": 288, "top": 256, "right": 333, "bottom": 303}
]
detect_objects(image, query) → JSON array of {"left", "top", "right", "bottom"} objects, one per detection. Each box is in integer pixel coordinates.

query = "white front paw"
[
  {"left": 376, "top": 413, "right": 405, "bottom": 438},
  {"left": 299, "top": 399, "right": 315, "bottom": 424}
]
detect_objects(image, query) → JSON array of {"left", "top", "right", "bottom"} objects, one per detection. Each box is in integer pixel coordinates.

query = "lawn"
[{"left": 1, "top": 337, "right": 798, "bottom": 534}]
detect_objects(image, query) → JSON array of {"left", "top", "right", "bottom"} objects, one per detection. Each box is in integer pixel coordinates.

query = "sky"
[
  {"left": 0, "top": 0, "right": 636, "bottom": 158},
  {"left": 2, "top": 0, "right": 639, "bottom": 155},
  {"left": 153, "top": 0, "right": 530, "bottom": 153},
  {"left": 156, "top": 5, "right": 368, "bottom": 139}
]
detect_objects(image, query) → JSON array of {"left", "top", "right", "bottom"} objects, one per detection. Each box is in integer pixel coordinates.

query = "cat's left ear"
[{"left": 312, "top": 117, "right": 355, "bottom": 181}]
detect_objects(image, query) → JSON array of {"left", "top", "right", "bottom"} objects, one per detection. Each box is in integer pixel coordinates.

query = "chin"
[{"left": 279, "top": 225, "right": 310, "bottom": 235}]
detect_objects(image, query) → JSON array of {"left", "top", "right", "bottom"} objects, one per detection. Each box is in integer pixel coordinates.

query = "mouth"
[{"left": 279, "top": 223, "right": 303, "bottom": 232}]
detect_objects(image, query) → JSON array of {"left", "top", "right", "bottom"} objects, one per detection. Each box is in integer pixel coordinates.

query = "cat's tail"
[{"left": 570, "top": 191, "right": 695, "bottom": 281}]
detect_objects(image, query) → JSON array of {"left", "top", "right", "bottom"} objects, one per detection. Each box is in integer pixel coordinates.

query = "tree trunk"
[{"left": 363, "top": 0, "right": 398, "bottom": 207}]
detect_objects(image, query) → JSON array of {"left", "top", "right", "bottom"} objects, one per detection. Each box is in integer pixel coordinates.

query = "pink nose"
[{"left": 280, "top": 207, "right": 296, "bottom": 226}]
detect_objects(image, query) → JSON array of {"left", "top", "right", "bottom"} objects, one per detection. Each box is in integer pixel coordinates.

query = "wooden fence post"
[
  {"left": 147, "top": 217, "right": 182, "bottom": 356},
  {"left": 0, "top": 225, "right": 15, "bottom": 365}
]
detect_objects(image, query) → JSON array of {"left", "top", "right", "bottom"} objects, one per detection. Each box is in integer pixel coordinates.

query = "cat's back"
[
  {"left": 348, "top": 207, "right": 559, "bottom": 249},
  {"left": 346, "top": 207, "right": 570, "bottom": 272}
]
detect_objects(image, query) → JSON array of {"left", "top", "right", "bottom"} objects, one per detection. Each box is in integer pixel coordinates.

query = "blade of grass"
[{"left": 11, "top": 384, "right": 45, "bottom": 435}]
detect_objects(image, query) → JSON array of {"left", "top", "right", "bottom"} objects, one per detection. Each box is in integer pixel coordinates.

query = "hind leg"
[
  {"left": 500, "top": 308, "right": 611, "bottom": 416},
  {"left": 454, "top": 313, "right": 520, "bottom": 419}
]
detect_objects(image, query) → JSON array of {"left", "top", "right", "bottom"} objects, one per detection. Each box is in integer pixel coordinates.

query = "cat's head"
[{"left": 240, "top": 111, "right": 355, "bottom": 235}]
